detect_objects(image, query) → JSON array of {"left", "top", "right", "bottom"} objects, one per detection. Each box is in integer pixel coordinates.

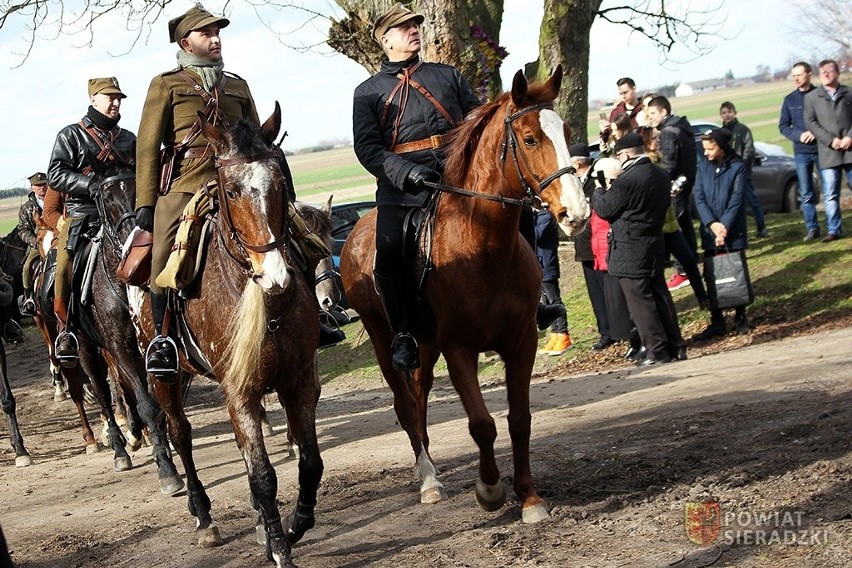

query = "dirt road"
[{"left": 1, "top": 325, "right": 850, "bottom": 567}]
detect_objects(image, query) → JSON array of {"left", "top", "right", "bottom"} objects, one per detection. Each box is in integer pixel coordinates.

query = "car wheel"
[{"left": 783, "top": 179, "right": 799, "bottom": 213}]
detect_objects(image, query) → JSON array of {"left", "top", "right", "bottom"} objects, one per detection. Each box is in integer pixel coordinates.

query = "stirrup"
[
  {"left": 3, "top": 319, "right": 24, "bottom": 343},
  {"left": 55, "top": 330, "right": 79, "bottom": 367},
  {"left": 21, "top": 297, "right": 37, "bottom": 317},
  {"left": 145, "top": 335, "right": 179, "bottom": 376},
  {"left": 391, "top": 332, "right": 420, "bottom": 371}
]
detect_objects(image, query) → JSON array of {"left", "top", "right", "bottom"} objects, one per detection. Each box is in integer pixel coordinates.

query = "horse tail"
[{"left": 222, "top": 279, "right": 267, "bottom": 396}]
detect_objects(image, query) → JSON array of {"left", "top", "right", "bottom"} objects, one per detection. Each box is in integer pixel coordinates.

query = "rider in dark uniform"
[
  {"left": 352, "top": 4, "right": 481, "bottom": 371},
  {"left": 47, "top": 77, "right": 136, "bottom": 363}
]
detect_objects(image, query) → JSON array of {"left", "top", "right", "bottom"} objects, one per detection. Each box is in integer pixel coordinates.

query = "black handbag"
[{"left": 703, "top": 248, "right": 754, "bottom": 310}]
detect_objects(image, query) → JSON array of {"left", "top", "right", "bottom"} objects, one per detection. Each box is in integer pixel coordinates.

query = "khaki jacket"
[{"left": 135, "top": 68, "right": 259, "bottom": 209}]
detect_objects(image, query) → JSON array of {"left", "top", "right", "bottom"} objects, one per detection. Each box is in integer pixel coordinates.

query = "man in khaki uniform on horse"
[{"left": 136, "top": 4, "right": 342, "bottom": 379}]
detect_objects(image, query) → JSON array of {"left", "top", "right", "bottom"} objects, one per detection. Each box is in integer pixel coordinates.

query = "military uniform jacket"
[
  {"left": 135, "top": 68, "right": 259, "bottom": 209},
  {"left": 48, "top": 117, "right": 136, "bottom": 218},
  {"left": 17, "top": 192, "right": 43, "bottom": 249},
  {"left": 353, "top": 56, "right": 480, "bottom": 208}
]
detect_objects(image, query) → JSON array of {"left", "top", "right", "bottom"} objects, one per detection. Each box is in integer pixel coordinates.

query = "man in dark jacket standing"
[
  {"left": 352, "top": 3, "right": 481, "bottom": 371},
  {"left": 721, "top": 101, "right": 769, "bottom": 238},
  {"left": 48, "top": 77, "right": 136, "bottom": 362},
  {"left": 592, "top": 133, "right": 683, "bottom": 366},
  {"left": 645, "top": 96, "right": 698, "bottom": 292},
  {"left": 779, "top": 62, "right": 821, "bottom": 241}
]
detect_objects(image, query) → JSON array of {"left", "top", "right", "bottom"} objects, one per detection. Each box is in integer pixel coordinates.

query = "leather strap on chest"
[
  {"left": 174, "top": 71, "right": 228, "bottom": 152},
  {"left": 380, "top": 62, "right": 457, "bottom": 152},
  {"left": 78, "top": 122, "right": 121, "bottom": 175}
]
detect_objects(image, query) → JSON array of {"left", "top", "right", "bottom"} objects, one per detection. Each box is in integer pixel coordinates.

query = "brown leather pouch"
[
  {"left": 159, "top": 146, "right": 176, "bottom": 196},
  {"left": 117, "top": 228, "right": 154, "bottom": 286}
]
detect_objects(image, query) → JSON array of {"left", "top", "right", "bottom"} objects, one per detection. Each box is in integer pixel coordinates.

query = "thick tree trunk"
[
  {"left": 330, "top": 0, "right": 505, "bottom": 100},
  {"left": 532, "top": 0, "right": 602, "bottom": 145}
]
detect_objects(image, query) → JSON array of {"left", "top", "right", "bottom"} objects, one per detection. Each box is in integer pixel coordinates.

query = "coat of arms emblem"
[{"left": 685, "top": 501, "right": 721, "bottom": 545}]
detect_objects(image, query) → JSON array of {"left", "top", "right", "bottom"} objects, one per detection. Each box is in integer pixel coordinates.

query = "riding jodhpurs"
[
  {"left": 22, "top": 247, "right": 39, "bottom": 292},
  {"left": 54, "top": 215, "right": 84, "bottom": 326},
  {"left": 150, "top": 192, "right": 194, "bottom": 295}
]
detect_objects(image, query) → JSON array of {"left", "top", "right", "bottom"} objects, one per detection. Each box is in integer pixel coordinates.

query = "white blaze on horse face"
[
  {"left": 539, "top": 110, "right": 591, "bottom": 235},
  {"left": 246, "top": 162, "right": 291, "bottom": 293}
]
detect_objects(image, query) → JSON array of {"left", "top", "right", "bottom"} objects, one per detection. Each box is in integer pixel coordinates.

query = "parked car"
[
  {"left": 690, "top": 122, "right": 813, "bottom": 213},
  {"left": 327, "top": 200, "right": 376, "bottom": 309}
]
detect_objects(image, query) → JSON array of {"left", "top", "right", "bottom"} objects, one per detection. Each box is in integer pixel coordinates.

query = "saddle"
[
  {"left": 401, "top": 191, "right": 440, "bottom": 292},
  {"left": 69, "top": 225, "right": 107, "bottom": 347}
]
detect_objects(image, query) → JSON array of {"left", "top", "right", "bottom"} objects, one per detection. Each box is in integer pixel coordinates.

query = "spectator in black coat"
[
  {"left": 592, "top": 133, "right": 685, "bottom": 366},
  {"left": 645, "top": 96, "right": 698, "bottom": 293}
]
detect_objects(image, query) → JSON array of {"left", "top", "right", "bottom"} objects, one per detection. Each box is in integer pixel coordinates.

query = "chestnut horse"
[
  {"left": 340, "top": 66, "right": 589, "bottom": 523},
  {"left": 131, "top": 104, "right": 322, "bottom": 568}
]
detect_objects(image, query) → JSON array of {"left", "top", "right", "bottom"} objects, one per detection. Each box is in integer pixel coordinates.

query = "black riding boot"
[
  {"left": 536, "top": 303, "right": 566, "bottom": 331},
  {"left": 373, "top": 272, "right": 419, "bottom": 371},
  {"left": 146, "top": 292, "right": 178, "bottom": 381}
]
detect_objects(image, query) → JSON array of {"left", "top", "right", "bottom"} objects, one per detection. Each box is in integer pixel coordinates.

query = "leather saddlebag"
[{"left": 117, "top": 227, "right": 153, "bottom": 286}]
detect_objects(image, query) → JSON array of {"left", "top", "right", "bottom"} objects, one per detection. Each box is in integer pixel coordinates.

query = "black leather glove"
[
  {"left": 404, "top": 165, "right": 440, "bottom": 193},
  {"left": 135, "top": 206, "right": 155, "bottom": 232}
]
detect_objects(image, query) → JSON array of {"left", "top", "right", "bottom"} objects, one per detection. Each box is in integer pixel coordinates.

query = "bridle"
[
  {"left": 92, "top": 172, "right": 137, "bottom": 255},
  {"left": 426, "top": 102, "right": 576, "bottom": 207},
  {"left": 214, "top": 150, "right": 289, "bottom": 268}
]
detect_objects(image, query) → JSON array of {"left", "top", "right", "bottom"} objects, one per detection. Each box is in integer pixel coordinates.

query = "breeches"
[
  {"left": 54, "top": 216, "right": 81, "bottom": 325},
  {"left": 22, "top": 248, "right": 39, "bottom": 290},
  {"left": 375, "top": 204, "right": 411, "bottom": 277},
  {"left": 150, "top": 192, "right": 194, "bottom": 295}
]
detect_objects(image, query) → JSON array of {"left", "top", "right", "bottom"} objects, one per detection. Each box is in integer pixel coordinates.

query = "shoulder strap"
[
  {"left": 77, "top": 121, "right": 119, "bottom": 175},
  {"left": 171, "top": 71, "right": 229, "bottom": 155}
]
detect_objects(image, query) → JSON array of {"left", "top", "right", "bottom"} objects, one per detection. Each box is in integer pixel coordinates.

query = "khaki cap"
[
  {"left": 88, "top": 77, "right": 126, "bottom": 99},
  {"left": 169, "top": 4, "right": 230, "bottom": 43},
  {"left": 372, "top": 3, "right": 424, "bottom": 44},
  {"left": 28, "top": 172, "right": 48, "bottom": 186}
]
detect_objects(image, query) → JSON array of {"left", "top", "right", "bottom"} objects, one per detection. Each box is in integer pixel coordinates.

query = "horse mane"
[
  {"left": 443, "top": 80, "right": 559, "bottom": 188},
  {"left": 293, "top": 202, "right": 333, "bottom": 247},
  {"left": 232, "top": 119, "right": 265, "bottom": 155}
]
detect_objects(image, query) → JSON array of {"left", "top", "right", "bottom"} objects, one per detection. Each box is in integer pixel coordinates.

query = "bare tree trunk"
[
  {"left": 531, "top": 0, "right": 602, "bottom": 144},
  {"left": 330, "top": 0, "right": 505, "bottom": 100}
]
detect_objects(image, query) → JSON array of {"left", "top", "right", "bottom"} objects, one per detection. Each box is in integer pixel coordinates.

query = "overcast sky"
[{"left": 0, "top": 0, "right": 803, "bottom": 190}]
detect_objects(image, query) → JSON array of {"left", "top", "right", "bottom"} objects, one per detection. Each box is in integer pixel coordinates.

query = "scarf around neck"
[
  {"left": 86, "top": 106, "right": 119, "bottom": 130},
  {"left": 176, "top": 50, "right": 225, "bottom": 92}
]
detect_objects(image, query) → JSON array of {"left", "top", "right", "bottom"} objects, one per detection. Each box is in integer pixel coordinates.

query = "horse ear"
[
  {"left": 511, "top": 70, "right": 528, "bottom": 107},
  {"left": 261, "top": 102, "right": 282, "bottom": 147},
  {"left": 198, "top": 110, "right": 226, "bottom": 151},
  {"left": 322, "top": 194, "right": 333, "bottom": 215},
  {"left": 543, "top": 64, "right": 563, "bottom": 100}
]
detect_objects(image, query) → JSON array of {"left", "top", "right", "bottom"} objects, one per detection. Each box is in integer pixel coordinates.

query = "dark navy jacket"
[
  {"left": 693, "top": 154, "right": 748, "bottom": 252},
  {"left": 353, "top": 55, "right": 480, "bottom": 208},
  {"left": 535, "top": 210, "right": 560, "bottom": 281},
  {"left": 779, "top": 85, "right": 819, "bottom": 156}
]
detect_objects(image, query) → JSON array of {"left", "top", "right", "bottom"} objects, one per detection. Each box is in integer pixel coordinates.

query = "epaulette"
[
  {"left": 161, "top": 67, "right": 183, "bottom": 77},
  {"left": 223, "top": 71, "right": 245, "bottom": 81}
]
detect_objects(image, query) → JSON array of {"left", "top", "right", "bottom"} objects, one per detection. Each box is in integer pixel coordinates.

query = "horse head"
[
  {"left": 199, "top": 103, "right": 293, "bottom": 295},
  {"left": 508, "top": 65, "right": 589, "bottom": 236},
  {"left": 86, "top": 152, "right": 137, "bottom": 246},
  {"left": 294, "top": 197, "right": 340, "bottom": 312}
]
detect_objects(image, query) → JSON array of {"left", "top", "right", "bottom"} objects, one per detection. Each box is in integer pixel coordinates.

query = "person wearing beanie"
[
  {"left": 47, "top": 77, "right": 136, "bottom": 363},
  {"left": 592, "top": 133, "right": 685, "bottom": 366},
  {"left": 693, "top": 127, "right": 751, "bottom": 340},
  {"left": 352, "top": 3, "right": 481, "bottom": 371}
]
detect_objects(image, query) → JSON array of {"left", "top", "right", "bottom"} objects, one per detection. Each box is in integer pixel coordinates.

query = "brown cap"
[
  {"left": 88, "top": 77, "right": 126, "bottom": 99},
  {"left": 28, "top": 172, "right": 48, "bottom": 186},
  {"left": 169, "top": 4, "right": 230, "bottom": 44},
  {"left": 372, "top": 3, "right": 424, "bottom": 44}
]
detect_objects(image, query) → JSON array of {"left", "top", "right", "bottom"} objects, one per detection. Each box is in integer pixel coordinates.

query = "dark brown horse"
[
  {"left": 340, "top": 66, "right": 589, "bottom": 523},
  {"left": 132, "top": 104, "right": 323, "bottom": 568}
]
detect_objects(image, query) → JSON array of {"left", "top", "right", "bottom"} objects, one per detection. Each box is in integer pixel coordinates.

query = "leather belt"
[
  {"left": 181, "top": 147, "right": 212, "bottom": 159},
  {"left": 392, "top": 134, "right": 445, "bottom": 154}
]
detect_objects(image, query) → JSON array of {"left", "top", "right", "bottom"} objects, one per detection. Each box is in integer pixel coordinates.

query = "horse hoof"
[
  {"left": 262, "top": 423, "right": 274, "bottom": 438},
  {"left": 114, "top": 456, "right": 133, "bottom": 471},
  {"left": 522, "top": 503, "right": 551, "bottom": 524},
  {"left": 159, "top": 475, "right": 185, "bottom": 496},
  {"left": 126, "top": 434, "right": 143, "bottom": 452},
  {"left": 256, "top": 524, "right": 266, "bottom": 546},
  {"left": 15, "top": 455, "right": 33, "bottom": 467},
  {"left": 474, "top": 479, "right": 505, "bottom": 512},
  {"left": 287, "top": 445, "right": 300, "bottom": 460},
  {"left": 53, "top": 389, "right": 68, "bottom": 402},
  {"left": 420, "top": 485, "right": 448, "bottom": 504},
  {"left": 197, "top": 526, "right": 222, "bottom": 548},
  {"left": 85, "top": 443, "right": 100, "bottom": 454}
]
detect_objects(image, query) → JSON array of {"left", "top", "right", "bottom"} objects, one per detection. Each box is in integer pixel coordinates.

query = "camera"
[{"left": 671, "top": 175, "right": 687, "bottom": 196}]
